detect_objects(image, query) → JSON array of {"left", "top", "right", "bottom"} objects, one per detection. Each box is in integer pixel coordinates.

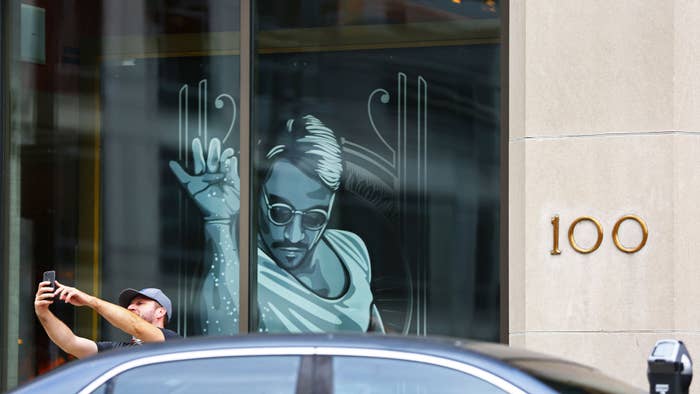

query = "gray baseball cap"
[{"left": 118, "top": 288, "right": 172, "bottom": 320}]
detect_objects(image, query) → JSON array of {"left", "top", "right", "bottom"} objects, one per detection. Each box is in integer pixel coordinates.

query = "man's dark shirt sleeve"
[
  {"left": 161, "top": 328, "right": 180, "bottom": 340},
  {"left": 97, "top": 328, "right": 181, "bottom": 352},
  {"left": 96, "top": 340, "right": 131, "bottom": 352}
]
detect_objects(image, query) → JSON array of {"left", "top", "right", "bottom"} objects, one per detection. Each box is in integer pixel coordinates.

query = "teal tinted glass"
[{"left": 252, "top": 1, "right": 501, "bottom": 336}]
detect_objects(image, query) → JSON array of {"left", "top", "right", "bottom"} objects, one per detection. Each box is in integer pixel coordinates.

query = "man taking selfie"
[{"left": 34, "top": 280, "right": 179, "bottom": 359}]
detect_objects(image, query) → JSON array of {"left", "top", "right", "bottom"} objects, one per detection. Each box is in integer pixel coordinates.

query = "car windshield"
[{"left": 509, "top": 359, "right": 645, "bottom": 394}]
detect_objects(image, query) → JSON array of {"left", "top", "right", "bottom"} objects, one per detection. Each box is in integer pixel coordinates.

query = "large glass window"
[
  {"left": 252, "top": 1, "right": 501, "bottom": 336},
  {"left": 2, "top": 0, "right": 243, "bottom": 387},
  {"left": 1, "top": 0, "right": 501, "bottom": 389}
]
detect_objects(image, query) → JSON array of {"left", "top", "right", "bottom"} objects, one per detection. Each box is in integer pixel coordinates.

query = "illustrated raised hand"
[{"left": 169, "top": 137, "right": 240, "bottom": 221}]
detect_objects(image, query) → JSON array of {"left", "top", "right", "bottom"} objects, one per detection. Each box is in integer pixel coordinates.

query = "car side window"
[
  {"left": 332, "top": 356, "right": 511, "bottom": 394},
  {"left": 91, "top": 355, "right": 301, "bottom": 394}
]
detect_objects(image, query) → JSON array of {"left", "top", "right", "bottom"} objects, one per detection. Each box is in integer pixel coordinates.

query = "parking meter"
[{"left": 647, "top": 339, "right": 692, "bottom": 394}]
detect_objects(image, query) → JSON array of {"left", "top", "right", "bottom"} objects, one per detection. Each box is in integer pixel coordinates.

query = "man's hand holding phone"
[
  {"left": 34, "top": 272, "right": 95, "bottom": 315},
  {"left": 34, "top": 271, "right": 59, "bottom": 316}
]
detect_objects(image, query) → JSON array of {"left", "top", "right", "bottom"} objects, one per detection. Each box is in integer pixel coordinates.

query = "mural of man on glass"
[
  {"left": 97, "top": 1, "right": 500, "bottom": 342},
  {"left": 170, "top": 115, "right": 384, "bottom": 334}
]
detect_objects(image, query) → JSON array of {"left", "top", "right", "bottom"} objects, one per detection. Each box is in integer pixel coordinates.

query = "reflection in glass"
[
  {"left": 333, "top": 356, "right": 508, "bottom": 394},
  {"left": 105, "top": 356, "right": 300, "bottom": 394},
  {"left": 3, "top": 0, "right": 501, "bottom": 388},
  {"left": 4, "top": 0, "right": 240, "bottom": 387},
  {"left": 254, "top": 0, "right": 501, "bottom": 337}
]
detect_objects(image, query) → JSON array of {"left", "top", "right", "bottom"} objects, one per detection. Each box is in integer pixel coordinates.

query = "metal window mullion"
[
  {"left": 1, "top": 1, "right": 22, "bottom": 390},
  {"left": 238, "top": 0, "right": 253, "bottom": 334},
  {"left": 0, "top": 0, "right": 6, "bottom": 390}
]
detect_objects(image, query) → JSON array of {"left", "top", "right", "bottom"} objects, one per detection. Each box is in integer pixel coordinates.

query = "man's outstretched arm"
[
  {"left": 35, "top": 281, "right": 98, "bottom": 359},
  {"left": 55, "top": 280, "right": 165, "bottom": 342}
]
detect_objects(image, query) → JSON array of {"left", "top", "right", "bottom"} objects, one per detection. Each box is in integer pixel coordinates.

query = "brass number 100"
[{"left": 550, "top": 215, "right": 648, "bottom": 255}]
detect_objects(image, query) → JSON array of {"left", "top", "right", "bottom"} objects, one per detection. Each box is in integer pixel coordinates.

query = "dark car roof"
[{"left": 10, "top": 334, "right": 636, "bottom": 394}]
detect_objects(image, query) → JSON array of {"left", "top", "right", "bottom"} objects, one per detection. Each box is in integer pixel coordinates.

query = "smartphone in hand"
[{"left": 42, "top": 270, "right": 56, "bottom": 290}]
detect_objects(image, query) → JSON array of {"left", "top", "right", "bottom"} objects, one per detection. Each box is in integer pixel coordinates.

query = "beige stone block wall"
[
  {"left": 509, "top": 0, "right": 700, "bottom": 392},
  {"left": 523, "top": 136, "right": 674, "bottom": 333},
  {"left": 522, "top": 0, "right": 673, "bottom": 135},
  {"left": 673, "top": 135, "right": 700, "bottom": 331},
  {"left": 674, "top": 0, "right": 700, "bottom": 131},
  {"left": 509, "top": 140, "right": 526, "bottom": 334}
]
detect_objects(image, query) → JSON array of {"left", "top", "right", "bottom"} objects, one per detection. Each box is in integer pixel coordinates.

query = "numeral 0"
[{"left": 550, "top": 215, "right": 648, "bottom": 255}]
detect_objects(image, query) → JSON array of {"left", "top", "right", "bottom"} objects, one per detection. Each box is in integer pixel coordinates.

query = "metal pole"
[
  {"left": 238, "top": 0, "right": 252, "bottom": 334},
  {"left": 1, "top": 0, "right": 22, "bottom": 388},
  {"left": 0, "top": 0, "right": 7, "bottom": 386}
]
